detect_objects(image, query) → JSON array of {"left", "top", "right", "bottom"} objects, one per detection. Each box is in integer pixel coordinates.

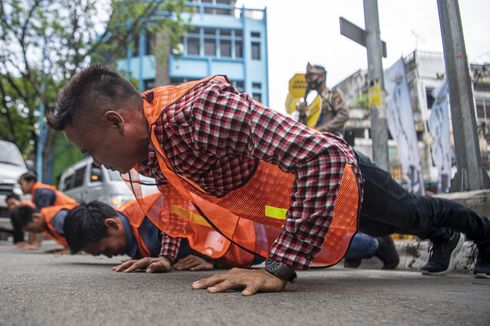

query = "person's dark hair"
[
  {"left": 19, "top": 171, "right": 37, "bottom": 183},
  {"left": 63, "top": 201, "right": 118, "bottom": 254},
  {"left": 6, "top": 192, "right": 20, "bottom": 202},
  {"left": 47, "top": 64, "right": 141, "bottom": 130},
  {"left": 11, "top": 205, "right": 38, "bottom": 227},
  {"left": 312, "top": 64, "right": 327, "bottom": 78}
]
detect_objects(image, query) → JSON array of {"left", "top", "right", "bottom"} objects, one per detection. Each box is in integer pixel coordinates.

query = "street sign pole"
[
  {"left": 340, "top": 0, "right": 389, "bottom": 171},
  {"left": 364, "top": 0, "right": 389, "bottom": 172},
  {"left": 437, "top": 0, "right": 490, "bottom": 190}
]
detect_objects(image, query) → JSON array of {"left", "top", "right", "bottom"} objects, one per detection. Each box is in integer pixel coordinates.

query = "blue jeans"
[
  {"left": 345, "top": 233, "right": 378, "bottom": 261},
  {"left": 355, "top": 150, "right": 490, "bottom": 244}
]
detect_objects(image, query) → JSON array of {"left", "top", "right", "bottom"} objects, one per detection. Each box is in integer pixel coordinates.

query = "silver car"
[
  {"left": 58, "top": 157, "right": 157, "bottom": 207},
  {"left": 0, "top": 140, "right": 28, "bottom": 232}
]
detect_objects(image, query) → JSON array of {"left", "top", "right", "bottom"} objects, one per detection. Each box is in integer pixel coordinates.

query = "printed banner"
[
  {"left": 385, "top": 58, "right": 425, "bottom": 195},
  {"left": 427, "top": 81, "right": 452, "bottom": 193}
]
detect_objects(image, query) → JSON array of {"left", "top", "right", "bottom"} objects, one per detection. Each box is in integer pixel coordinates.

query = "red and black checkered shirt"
[{"left": 138, "top": 77, "right": 363, "bottom": 269}]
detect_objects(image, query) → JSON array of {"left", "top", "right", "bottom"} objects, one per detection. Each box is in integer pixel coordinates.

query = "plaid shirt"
[{"left": 138, "top": 77, "right": 362, "bottom": 269}]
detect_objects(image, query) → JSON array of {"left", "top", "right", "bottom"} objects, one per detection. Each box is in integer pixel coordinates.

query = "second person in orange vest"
[
  {"left": 62, "top": 200, "right": 259, "bottom": 272},
  {"left": 11, "top": 203, "right": 78, "bottom": 252},
  {"left": 18, "top": 171, "right": 78, "bottom": 209}
]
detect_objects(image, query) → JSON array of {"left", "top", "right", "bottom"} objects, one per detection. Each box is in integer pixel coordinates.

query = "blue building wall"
[{"left": 117, "top": 2, "right": 269, "bottom": 106}]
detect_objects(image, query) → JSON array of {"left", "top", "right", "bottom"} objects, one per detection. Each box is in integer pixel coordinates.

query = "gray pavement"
[{"left": 0, "top": 241, "right": 489, "bottom": 326}]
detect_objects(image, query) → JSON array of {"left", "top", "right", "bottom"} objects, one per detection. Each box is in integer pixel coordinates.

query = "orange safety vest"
[
  {"left": 119, "top": 195, "right": 255, "bottom": 267},
  {"left": 130, "top": 76, "right": 360, "bottom": 268},
  {"left": 31, "top": 182, "right": 78, "bottom": 207},
  {"left": 119, "top": 198, "right": 153, "bottom": 257},
  {"left": 42, "top": 203, "right": 78, "bottom": 247}
]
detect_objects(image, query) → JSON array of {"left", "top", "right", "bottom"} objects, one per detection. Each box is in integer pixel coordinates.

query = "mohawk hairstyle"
[
  {"left": 63, "top": 201, "right": 118, "bottom": 254},
  {"left": 47, "top": 64, "right": 140, "bottom": 130}
]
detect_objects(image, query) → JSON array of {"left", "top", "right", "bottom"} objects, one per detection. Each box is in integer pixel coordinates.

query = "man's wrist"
[
  {"left": 264, "top": 258, "right": 297, "bottom": 283},
  {"left": 160, "top": 255, "right": 175, "bottom": 265}
]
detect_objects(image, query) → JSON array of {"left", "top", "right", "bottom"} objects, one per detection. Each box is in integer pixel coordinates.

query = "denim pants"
[
  {"left": 355, "top": 150, "right": 490, "bottom": 244},
  {"left": 345, "top": 232, "right": 378, "bottom": 261}
]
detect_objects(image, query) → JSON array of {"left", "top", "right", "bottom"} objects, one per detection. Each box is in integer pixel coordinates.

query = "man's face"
[
  {"left": 6, "top": 198, "right": 20, "bottom": 211},
  {"left": 18, "top": 178, "right": 33, "bottom": 194},
  {"left": 83, "top": 218, "right": 128, "bottom": 258},
  {"left": 305, "top": 69, "right": 325, "bottom": 90},
  {"left": 64, "top": 109, "right": 148, "bottom": 174},
  {"left": 23, "top": 213, "right": 45, "bottom": 233}
]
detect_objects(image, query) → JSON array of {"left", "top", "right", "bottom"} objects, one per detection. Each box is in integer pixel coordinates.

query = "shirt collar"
[{"left": 117, "top": 211, "right": 138, "bottom": 259}]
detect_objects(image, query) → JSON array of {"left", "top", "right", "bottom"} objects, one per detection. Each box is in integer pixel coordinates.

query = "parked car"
[
  {"left": 0, "top": 140, "right": 28, "bottom": 234},
  {"left": 58, "top": 157, "right": 157, "bottom": 207}
]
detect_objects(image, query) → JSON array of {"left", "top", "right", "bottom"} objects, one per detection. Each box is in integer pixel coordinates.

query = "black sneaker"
[
  {"left": 374, "top": 236, "right": 400, "bottom": 270},
  {"left": 474, "top": 241, "right": 490, "bottom": 279},
  {"left": 421, "top": 231, "right": 464, "bottom": 275}
]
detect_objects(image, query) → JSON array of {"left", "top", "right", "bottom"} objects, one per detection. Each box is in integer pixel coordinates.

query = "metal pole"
[
  {"left": 36, "top": 41, "right": 47, "bottom": 181},
  {"left": 364, "top": 0, "right": 389, "bottom": 171},
  {"left": 437, "top": 0, "right": 488, "bottom": 190}
]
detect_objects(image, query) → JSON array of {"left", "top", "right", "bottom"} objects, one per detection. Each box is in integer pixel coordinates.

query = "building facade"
[
  {"left": 334, "top": 50, "right": 490, "bottom": 189},
  {"left": 117, "top": 0, "right": 270, "bottom": 106}
]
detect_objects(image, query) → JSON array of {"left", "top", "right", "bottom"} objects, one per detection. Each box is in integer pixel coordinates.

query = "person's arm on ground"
[
  {"left": 112, "top": 233, "right": 181, "bottom": 273},
  {"left": 174, "top": 254, "right": 214, "bottom": 271}
]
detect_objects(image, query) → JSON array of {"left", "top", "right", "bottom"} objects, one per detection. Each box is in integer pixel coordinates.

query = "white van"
[
  {"left": 0, "top": 140, "right": 28, "bottom": 233},
  {"left": 59, "top": 157, "right": 157, "bottom": 207}
]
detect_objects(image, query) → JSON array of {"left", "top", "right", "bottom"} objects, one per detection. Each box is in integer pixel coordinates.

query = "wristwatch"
[{"left": 264, "top": 258, "right": 297, "bottom": 283}]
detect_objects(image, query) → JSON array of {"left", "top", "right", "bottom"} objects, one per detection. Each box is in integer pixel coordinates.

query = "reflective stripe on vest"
[{"left": 130, "top": 76, "right": 360, "bottom": 268}]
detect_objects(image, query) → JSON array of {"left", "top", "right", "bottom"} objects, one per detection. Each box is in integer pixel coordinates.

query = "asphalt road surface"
[{"left": 1, "top": 241, "right": 489, "bottom": 326}]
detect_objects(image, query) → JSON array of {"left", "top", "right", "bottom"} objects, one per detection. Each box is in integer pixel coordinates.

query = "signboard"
[
  {"left": 385, "top": 58, "right": 425, "bottom": 195},
  {"left": 306, "top": 95, "right": 322, "bottom": 128},
  {"left": 288, "top": 74, "right": 307, "bottom": 98},
  {"left": 368, "top": 85, "right": 382, "bottom": 107},
  {"left": 285, "top": 93, "right": 299, "bottom": 114}
]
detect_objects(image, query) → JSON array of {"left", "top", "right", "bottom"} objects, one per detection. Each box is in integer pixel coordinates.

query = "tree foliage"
[{"left": 0, "top": 0, "right": 187, "bottom": 181}]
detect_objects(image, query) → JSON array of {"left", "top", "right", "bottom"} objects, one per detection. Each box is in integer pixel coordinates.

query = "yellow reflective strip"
[
  {"left": 264, "top": 205, "right": 287, "bottom": 220},
  {"left": 171, "top": 206, "right": 211, "bottom": 228}
]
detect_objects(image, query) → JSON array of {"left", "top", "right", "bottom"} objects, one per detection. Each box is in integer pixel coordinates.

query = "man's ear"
[
  {"left": 104, "top": 218, "right": 121, "bottom": 230},
  {"left": 104, "top": 110, "right": 125, "bottom": 132}
]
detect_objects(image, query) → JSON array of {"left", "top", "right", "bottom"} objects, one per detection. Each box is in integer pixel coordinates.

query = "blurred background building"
[
  {"left": 334, "top": 50, "right": 490, "bottom": 191},
  {"left": 116, "top": 0, "right": 270, "bottom": 106}
]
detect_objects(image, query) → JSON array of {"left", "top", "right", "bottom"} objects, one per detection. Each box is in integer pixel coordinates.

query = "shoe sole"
[{"left": 421, "top": 234, "right": 465, "bottom": 276}]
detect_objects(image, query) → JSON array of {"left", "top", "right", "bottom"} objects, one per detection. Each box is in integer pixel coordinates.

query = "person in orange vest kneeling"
[
  {"left": 11, "top": 203, "right": 78, "bottom": 253},
  {"left": 18, "top": 171, "right": 78, "bottom": 210}
]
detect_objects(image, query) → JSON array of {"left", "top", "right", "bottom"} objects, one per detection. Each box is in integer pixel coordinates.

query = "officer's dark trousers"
[{"left": 356, "top": 150, "right": 490, "bottom": 244}]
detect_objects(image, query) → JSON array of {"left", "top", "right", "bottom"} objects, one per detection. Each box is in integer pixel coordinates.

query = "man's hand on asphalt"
[
  {"left": 192, "top": 268, "right": 286, "bottom": 296},
  {"left": 15, "top": 242, "right": 40, "bottom": 250},
  {"left": 112, "top": 256, "right": 172, "bottom": 273},
  {"left": 174, "top": 255, "right": 214, "bottom": 271}
]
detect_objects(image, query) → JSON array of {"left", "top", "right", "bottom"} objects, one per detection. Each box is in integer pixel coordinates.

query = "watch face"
[{"left": 267, "top": 260, "right": 281, "bottom": 272}]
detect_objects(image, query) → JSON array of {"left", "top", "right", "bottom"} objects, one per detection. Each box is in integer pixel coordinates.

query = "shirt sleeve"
[
  {"left": 33, "top": 189, "right": 56, "bottom": 209},
  {"left": 159, "top": 233, "right": 182, "bottom": 262},
  {"left": 186, "top": 81, "right": 355, "bottom": 269}
]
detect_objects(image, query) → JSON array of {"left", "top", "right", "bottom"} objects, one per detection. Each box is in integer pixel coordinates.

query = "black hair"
[
  {"left": 47, "top": 64, "right": 141, "bottom": 130},
  {"left": 11, "top": 205, "right": 38, "bottom": 227},
  {"left": 19, "top": 171, "right": 37, "bottom": 183},
  {"left": 6, "top": 192, "right": 20, "bottom": 202},
  {"left": 63, "top": 201, "right": 118, "bottom": 254}
]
